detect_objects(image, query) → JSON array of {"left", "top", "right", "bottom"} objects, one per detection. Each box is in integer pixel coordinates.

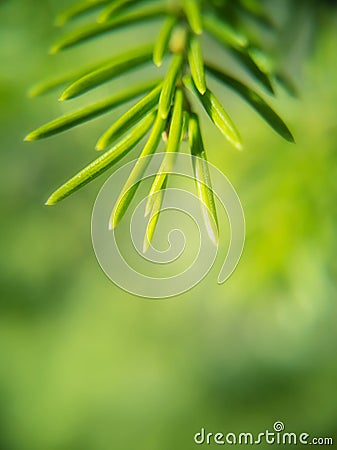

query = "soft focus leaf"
[
  {"left": 275, "top": 72, "right": 298, "bottom": 98},
  {"left": 159, "top": 53, "right": 183, "bottom": 119},
  {"left": 236, "top": 0, "right": 276, "bottom": 29},
  {"left": 110, "top": 112, "right": 167, "bottom": 229},
  {"left": 28, "top": 56, "right": 118, "bottom": 97},
  {"left": 230, "top": 47, "right": 275, "bottom": 94},
  {"left": 248, "top": 46, "right": 274, "bottom": 75},
  {"left": 55, "top": 0, "right": 109, "bottom": 27},
  {"left": 203, "top": 13, "right": 248, "bottom": 49},
  {"left": 206, "top": 64, "right": 294, "bottom": 142},
  {"left": 98, "top": 0, "right": 141, "bottom": 23},
  {"left": 96, "top": 82, "right": 162, "bottom": 150},
  {"left": 46, "top": 111, "right": 155, "bottom": 205},
  {"left": 183, "top": 75, "right": 243, "bottom": 150},
  {"left": 143, "top": 177, "right": 167, "bottom": 253},
  {"left": 188, "top": 33, "right": 206, "bottom": 95},
  {"left": 180, "top": 110, "right": 189, "bottom": 141},
  {"left": 60, "top": 44, "right": 153, "bottom": 100},
  {"left": 183, "top": 0, "right": 203, "bottom": 35},
  {"left": 153, "top": 15, "right": 177, "bottom": 67},
  {"left": 146, "top": 89, "right": 184, "bottom": 215},
  {"left": 204, "top": 15, "right": 274, "bottom": 94},
  {"left": 50, "top": 4, "right": 166, "bottom": 53},
  {"left": 25, "top": 79, "right": 160, "bottom": 140},
  {"left": 29, "top": 76, "right": 74, "bottom": 98},
  {"left": 189, "top": 113, "right": 218, "bottom": 245}
]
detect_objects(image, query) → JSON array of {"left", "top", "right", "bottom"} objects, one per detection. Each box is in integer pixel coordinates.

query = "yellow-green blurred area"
[{"left": 1, "top": 0, "right": 337, "bottom": 449}]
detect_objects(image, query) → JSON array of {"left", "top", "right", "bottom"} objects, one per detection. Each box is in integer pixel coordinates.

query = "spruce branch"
[{"left": 26, "top": 0, "right": 295, "bottom": 249}]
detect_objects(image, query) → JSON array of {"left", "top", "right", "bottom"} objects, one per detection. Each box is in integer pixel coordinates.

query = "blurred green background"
[{"left": 1, "top": 1, "right": 336, "bottom": 449}]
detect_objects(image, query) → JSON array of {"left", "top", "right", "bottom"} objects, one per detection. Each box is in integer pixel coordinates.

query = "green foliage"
[
  {"left": 153, "top": 15, "right": 177, "bottom": 67},
  {"left": 188, "top": 33, "right": 206, "bottom": 95},
  {"left": 50, "top": 3, "right": 167, "bottom": 53},
  {"left": 205, "top": 64, "right": 294, "bottom": 143},
  {"left": 189, "top": 113, "right": 218, "bottom": 244},
  {"left": 145, "top": 89, "right": 184, "bottom": 217},
  {"left": 144, "top": 177, "right": 167, "bottom": 252},
  {"left": 183, "top": 75, "right": 243, "bottom": 150},
  {"left": 110, "top": 112, "right": 167, "bottom": 230},
  {"left": 26, "top": 0, "right": 295, "bottom": 248},
  {"left": 25, "top": 79, "right": 160, "bottom": 140},
  {"left": 45, "top": 112, "right": 156, "bottom": 205},
  {"left": 182, "top": 0, "right": 203, "bottom": 35},
  {"left": 95, "top": 82, "right": 163, "bottom": 150},
  {"left": 60, "top": 44, "right": 154, "bottom": 100},
  {"left": 54, "top": 0, "right": 110, "bottom": 27},
  {"left": 159, "top": 53, "right": 184, "bottom": 119}
]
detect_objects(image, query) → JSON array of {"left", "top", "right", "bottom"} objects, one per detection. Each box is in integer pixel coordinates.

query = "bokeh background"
[{"left": 1, "top": 1, "right": 336, "bottom": 449}]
